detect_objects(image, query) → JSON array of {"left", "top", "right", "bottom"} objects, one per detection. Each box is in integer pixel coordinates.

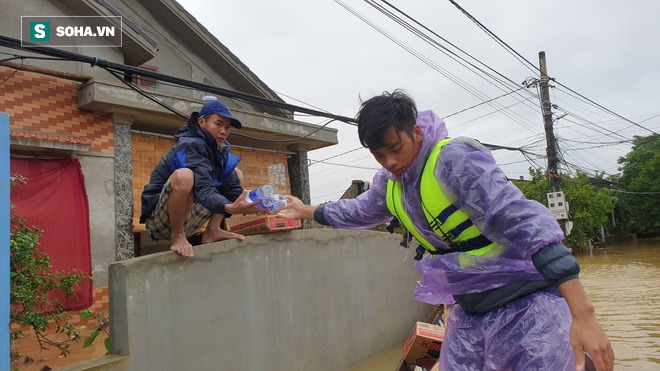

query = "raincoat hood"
[{"left": 388, "top": 110, "right": 449, "bottom": 183}]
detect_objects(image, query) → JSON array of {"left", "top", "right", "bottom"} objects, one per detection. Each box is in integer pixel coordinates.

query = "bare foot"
[
  {"left": 171, "top": 234, "right": 194, "bottom": 257},
  {"left": 202, "top": 227, "right": 246, "bottom": 244}
]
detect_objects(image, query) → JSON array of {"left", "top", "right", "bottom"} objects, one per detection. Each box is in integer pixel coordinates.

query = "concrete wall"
[
  {"left": 108, "top": 230, "right": 432, "bottom": 371},
  {"left": 79, "top": 155, "right": 116, "bottom": 287},
  {"left": 0, "top": 0, "right": 124, "bottom": 78}
]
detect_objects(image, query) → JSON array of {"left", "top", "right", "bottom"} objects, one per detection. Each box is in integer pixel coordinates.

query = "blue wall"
[{"left": 0, "top": 113, "right": 10, "bottom": 370}]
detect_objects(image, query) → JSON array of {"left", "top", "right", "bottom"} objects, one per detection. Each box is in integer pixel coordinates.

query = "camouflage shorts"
[{"left": 145, "top": 177, "right": 212, "bottom": 240}]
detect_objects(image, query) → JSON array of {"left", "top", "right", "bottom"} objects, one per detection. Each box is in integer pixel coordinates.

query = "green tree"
[
  {"left": 560, "top": 173, "right": 614, "bottom": 249},
  {"left": 614, "top": 134, "right": 660, "bottom": 236},
  {"left": 512, "top": 168, "right": 549, "bottom": 204},
  {"left": 513, "top": 169, "right": 614, "bottom": 252},
  {"left": 10, "top": 176, "right": 84, "bottom": 367}
]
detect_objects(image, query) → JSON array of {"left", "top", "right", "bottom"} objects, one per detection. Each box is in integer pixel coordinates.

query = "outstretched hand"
[
  {"left": 226, "top": 190, "right": 268, "bottom": 216},
  {"left": 276, "top": 195, "right": 303, "bottom": 219},
  {"left": 277, "top": 195, "right": 317, "bottom": 220}
]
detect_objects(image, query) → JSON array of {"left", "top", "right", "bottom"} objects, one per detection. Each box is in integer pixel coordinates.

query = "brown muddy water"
[
  {"left": 576, "top": 238, "right": 660, "bottom": 369},
  {"left": 352, "top": 238, "right": 660, "bottom": 370}
]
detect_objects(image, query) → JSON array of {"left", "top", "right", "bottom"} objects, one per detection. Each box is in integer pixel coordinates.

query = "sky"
[{"left": 178, "top": 0, "right": 660, "bottom": 204}]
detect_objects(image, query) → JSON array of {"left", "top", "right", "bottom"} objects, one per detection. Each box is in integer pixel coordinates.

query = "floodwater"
[
  {"left": 352, "top": 238, "right": 660, "bottom": 370},
  {"left": 576, "top": 238, "right": 660, "bottom": 369}
]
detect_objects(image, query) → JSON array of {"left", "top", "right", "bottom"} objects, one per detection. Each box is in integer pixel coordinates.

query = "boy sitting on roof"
[{"left": 140, "top": 99, "right": 264, "bottom": 257}]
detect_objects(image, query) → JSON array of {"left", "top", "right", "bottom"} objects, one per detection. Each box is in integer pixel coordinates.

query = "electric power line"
[{"left": 0, "top": 35, "right": 357, "bottom": 124}]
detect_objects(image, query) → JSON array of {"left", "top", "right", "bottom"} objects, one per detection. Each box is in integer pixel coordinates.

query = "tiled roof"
[{"left": 10, "top": 130, "right": 92, "bottom": 145}]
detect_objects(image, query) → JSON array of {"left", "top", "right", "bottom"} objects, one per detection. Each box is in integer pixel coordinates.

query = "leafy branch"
[
  {"left": 9, "top": 175, "right": 86, "bottom": 367},
  {"left": 79, "top": 308, "right": 110, "bottom": 352}
]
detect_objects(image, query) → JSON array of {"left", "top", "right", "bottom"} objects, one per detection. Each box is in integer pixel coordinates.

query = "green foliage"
[
  {"left": 560, "top": 173, "right": 614, "bottom": 249},
  {"left": 79, "top": 309, "right": 110, "bottom": 352},
  {"left": 614, "top": 134, "right": 660, "bottom": 235},
  {"left": 512, "top": 168, "right": 548, "bottom": 202},
  {"left": 9, "top": 175, "right": 85, "bottom": 367},
  {"left": 513, "top": 169, "right": 614, "bottom": 252}
]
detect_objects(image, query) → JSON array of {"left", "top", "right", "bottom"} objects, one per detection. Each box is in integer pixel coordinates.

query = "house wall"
[
  {"left": 227, "top": 148, "right": 291, "bottom": 227},
  {"left": 110, "top": 1, "right": 238, "bottom": 103},
  {"left": 79, "top": 155, "right": 116, "bottom": 287},
  {"left": 1, "top": 67, "right": 117, "bottom": 287},
  {"left": 2, "top": 0, "right": 328, "bottom": 289},
  {"left": 1, "top": 0, "right": 128, "bottom": 82},
  {"left": 1, "top": 0, "right": 261, "bottom": 112},
  {"left": 105, "top": 230, "right": 433, "bottom": 371},
  {"left": 0, "top": 68, "right": 114, "bottom": 153},
  {"left": 2, "top": 66, "right": 298, "bottom": 284}
]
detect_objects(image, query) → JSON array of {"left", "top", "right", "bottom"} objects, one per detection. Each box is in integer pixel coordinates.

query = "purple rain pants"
[{"left": 439, "top": 291, "right": 575, "bottom": 370}]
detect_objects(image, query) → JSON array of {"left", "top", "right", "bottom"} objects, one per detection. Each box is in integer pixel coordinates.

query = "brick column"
[
  {"left": 113, "top": 114, "right": 135, "bottom": 260},
  {"left": 287, "top": 144, "right": 312, "bottom": 229}
]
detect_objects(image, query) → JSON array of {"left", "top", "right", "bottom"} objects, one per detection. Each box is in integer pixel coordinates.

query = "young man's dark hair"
[{"left": 357, "top": 89, "right": 417, "bottom": 149}]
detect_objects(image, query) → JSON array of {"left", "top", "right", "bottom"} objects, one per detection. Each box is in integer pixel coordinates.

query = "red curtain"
[{"left": 11, "top": 157, "right": 92, "bottom": 311}]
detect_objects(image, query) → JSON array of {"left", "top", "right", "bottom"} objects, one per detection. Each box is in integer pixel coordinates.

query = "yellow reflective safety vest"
[{"left": 386, "top": 138, "right": 497, "bottom": 257}]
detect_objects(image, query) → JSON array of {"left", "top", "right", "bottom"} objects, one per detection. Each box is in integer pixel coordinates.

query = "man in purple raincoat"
[{"left": 279, "top": 90, "right": 613, "bottom": 370}]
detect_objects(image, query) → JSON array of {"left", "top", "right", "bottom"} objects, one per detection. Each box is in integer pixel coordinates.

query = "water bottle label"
[
  {"left": 246, "top": 184, "right": 274, "bottom": 203},
  {"left": 267, "top": 197, "right": 288, "bottom": 211},
  {"left": 254, "top": 194, "right": 281, "bottom": 208},
  {"left": 255, "top": 195, "right": 287, "bottom": 210}
]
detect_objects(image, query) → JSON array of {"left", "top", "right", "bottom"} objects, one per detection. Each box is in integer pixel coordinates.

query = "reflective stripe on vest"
[{"left": 386, "top": 138, "right": 497, "bottom": 256}]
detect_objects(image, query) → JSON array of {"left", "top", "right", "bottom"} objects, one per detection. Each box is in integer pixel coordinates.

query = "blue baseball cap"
[{"left": 199, "top": 100, "right": 242, "bottom": 129}]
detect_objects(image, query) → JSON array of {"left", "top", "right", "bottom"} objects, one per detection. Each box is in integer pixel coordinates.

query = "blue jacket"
[{"left": 140, "top": 112, "right": 242, "bottom": 223}]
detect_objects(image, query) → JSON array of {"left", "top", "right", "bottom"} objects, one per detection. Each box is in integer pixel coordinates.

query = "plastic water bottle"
[
  {"left": 246, "top": 185, "right": 274, "bottom": 203},
  {"left": 255, "top": 194, "right": 288, "bottom": 211},
  {"left": 255, "top": 194, "right": 280, "bottom": 209},
  {"left": 265, "top": 195, "right": 288, "bottom": 211}
]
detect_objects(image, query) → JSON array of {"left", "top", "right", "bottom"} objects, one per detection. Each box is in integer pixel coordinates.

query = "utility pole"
[
  {"left": 538, "top": 51, "right": 560, "bottom": 192},
  {"left": 538, "top": 52, "right": 571, "bottom": 236}
]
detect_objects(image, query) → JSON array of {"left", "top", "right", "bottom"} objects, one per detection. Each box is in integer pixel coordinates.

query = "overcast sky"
[{"left": 178, "top": 0, "right": 660, "bottom": 204}]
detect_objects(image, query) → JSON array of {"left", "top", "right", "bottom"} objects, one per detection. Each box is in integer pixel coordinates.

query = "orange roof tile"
[{"left": 10, "top": 130, "right": 92, "bottom": 145}]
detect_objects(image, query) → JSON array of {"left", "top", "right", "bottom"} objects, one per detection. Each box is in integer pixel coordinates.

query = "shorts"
[{"left": 145, "top": 177, "right": 212, "bottom": 240}]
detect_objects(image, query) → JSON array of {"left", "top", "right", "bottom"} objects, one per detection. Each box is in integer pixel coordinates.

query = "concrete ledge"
[
  {"left": 108, "top": 229, "right": 432, "bottom": 370},
  {"left": 77, "top": 79, "right": 337, "bottom": 151},
  {"left": 56, "top": 355, "right": 128, "bottom": 371}
]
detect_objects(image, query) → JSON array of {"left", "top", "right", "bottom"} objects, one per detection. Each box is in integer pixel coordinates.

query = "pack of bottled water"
[
  {"left": 246, "top": 185, "right": 288, "bottom": 211},
  {"left": 246, "top": 184, "right": 274, "bottom": 203}
]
